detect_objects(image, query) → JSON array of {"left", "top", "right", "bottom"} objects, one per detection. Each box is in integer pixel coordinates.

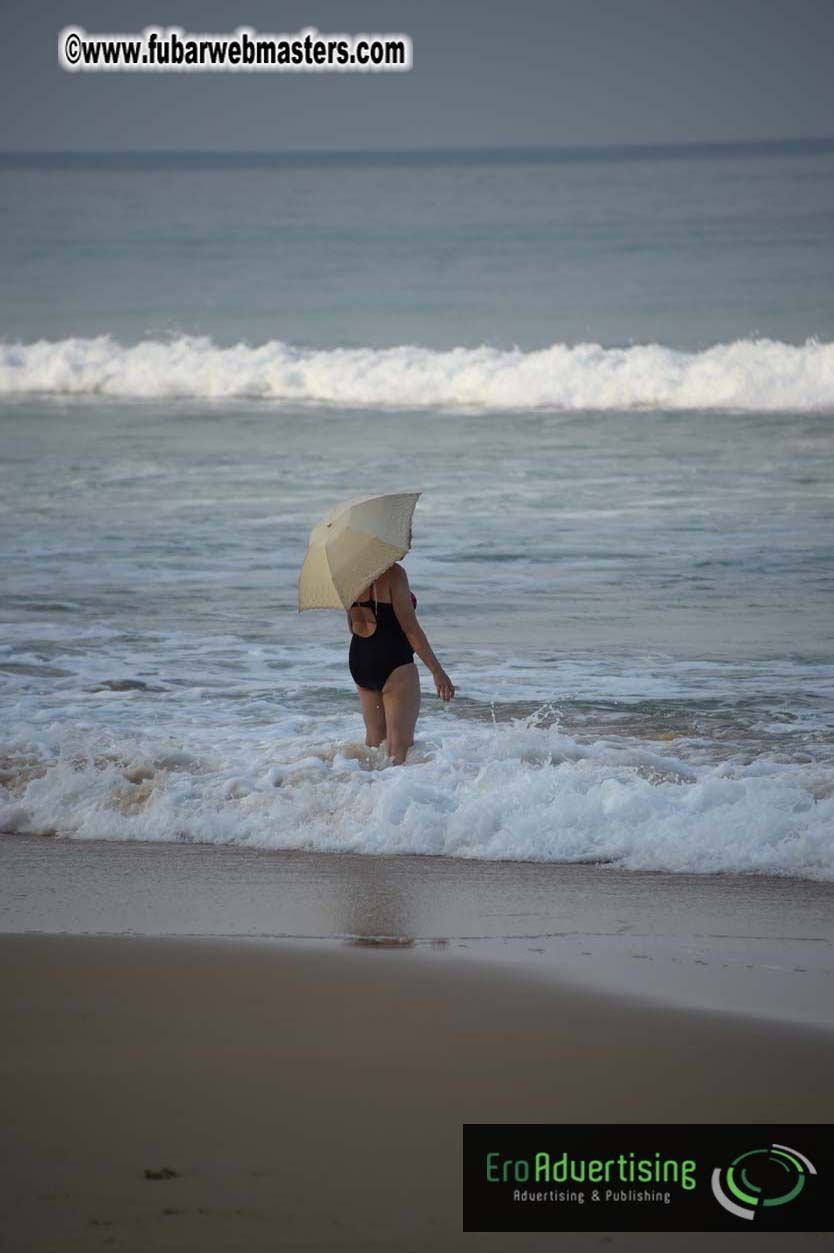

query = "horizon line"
[{"left": 1, "top": 134, "right": 834, "bottom": 164}]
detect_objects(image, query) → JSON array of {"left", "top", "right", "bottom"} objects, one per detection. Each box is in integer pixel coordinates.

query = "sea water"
[{"left": 1, "top": 143, "right": 833, "bottom": 879}]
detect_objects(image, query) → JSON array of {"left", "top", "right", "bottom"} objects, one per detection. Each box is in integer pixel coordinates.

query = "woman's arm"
[{"left": 390, "top": 566, "right": 455, "bottom": 702}]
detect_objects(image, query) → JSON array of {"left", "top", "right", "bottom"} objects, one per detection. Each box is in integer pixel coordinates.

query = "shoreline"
[
  {"left": 3, "top": 831, "right": 833, "bottom": 1028},
  {"left": 3, "top": 930, "right": 834, "bottom": 1252}
]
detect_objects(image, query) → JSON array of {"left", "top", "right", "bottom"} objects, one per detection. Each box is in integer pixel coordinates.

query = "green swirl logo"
[{"left": 712, "top": 1143, "right": 816, "bottom": 1220}]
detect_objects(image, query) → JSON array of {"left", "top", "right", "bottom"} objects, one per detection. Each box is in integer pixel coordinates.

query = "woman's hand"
[{"left": 432, "top": 668, "right": 455, "bottom": 702}]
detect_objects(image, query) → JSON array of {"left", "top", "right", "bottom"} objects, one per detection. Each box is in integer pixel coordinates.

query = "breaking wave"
[
  {"left": 2, "top": 334, "right": 834, "bottom": 411},
  {"left": 2, "top": 713, "right": 833, "bottom": 881}
]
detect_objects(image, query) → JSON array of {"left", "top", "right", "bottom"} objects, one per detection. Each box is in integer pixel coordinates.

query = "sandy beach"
[
  {"left": 3, "top": 933, "right": 834, "bottom": 1253},
  {"left": 2, "top": 835, "right": 834, "bottom": 1251}
]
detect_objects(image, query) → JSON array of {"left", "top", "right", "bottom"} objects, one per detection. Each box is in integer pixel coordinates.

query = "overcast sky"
[{"left": 2, "top": 0, "right": 833, "bottom": 152}]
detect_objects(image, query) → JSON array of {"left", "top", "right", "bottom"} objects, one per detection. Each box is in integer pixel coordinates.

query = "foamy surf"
[
  {"left": 2, "top": 334, "right": 834, "bottom": 411},
  {"left": 2, "top": 712, "right": 833, "bottom": 881}
]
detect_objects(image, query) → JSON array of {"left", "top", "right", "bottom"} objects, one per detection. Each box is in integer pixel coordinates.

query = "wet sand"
[
  {"left": 3, "top": 833, "right": 834, "bottom": 1027},
  {"left": 2, "top": 834, "right": 834, "bottom": 1249},
  {"left": 3, "top": 930, "right": 834, "bottom": 1252}
]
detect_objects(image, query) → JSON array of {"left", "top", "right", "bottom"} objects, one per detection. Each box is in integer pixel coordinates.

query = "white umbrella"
[{"left": 297, "top": 491, "right": 421, "bottom": 610}]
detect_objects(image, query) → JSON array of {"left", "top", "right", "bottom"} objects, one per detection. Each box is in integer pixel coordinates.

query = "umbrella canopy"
[{"left": 297, "top": 491, "right": 421, "bottom": 610}]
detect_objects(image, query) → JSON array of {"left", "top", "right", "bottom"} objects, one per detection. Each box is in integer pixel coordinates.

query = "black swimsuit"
[{"left": 349, "top": 594, "right": 415, "bottom": 692}]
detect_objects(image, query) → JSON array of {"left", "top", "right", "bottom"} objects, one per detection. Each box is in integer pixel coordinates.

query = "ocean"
[{"left": 2, "top": 141, "right": 833, "bottom": 880}]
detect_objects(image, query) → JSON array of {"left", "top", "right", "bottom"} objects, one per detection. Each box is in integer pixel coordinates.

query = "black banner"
[{"left": 463, "top": 1124, "right": 832, "bottom": 1231}]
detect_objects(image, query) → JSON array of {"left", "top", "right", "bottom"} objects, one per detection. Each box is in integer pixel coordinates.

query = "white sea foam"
[
  {"left": 2, "top": 334, "right": 834, "bottom": 411},
  {"left": 2, "top": 713, "right": 832, "bottom": 881}
]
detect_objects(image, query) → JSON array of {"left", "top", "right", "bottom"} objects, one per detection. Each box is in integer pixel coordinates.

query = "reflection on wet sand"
[{"left": 337, "top": 853, "right": 416, "bottom": 947}]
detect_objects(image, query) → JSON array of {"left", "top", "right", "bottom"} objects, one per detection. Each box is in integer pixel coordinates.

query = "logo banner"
[{"left": 463, "top": 1124, "right": 832, "bottom": 1232}]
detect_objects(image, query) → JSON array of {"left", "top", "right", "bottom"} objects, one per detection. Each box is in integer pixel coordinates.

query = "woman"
[{"left": 347, "top": 539, "right": 454, "bottom": 765}]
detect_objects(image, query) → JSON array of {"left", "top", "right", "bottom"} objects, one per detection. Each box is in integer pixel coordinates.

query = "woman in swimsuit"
[{"left": 347, "top": 528, "right": 454, "bottom": 765}]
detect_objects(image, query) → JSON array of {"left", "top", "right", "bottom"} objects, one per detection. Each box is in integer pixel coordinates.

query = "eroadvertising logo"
[
  {"left": 462, "top": 1125, "right": 832, "bottom": 1232},
  {"left": 711, "top": 1142, "right": 816, "bottom": 1220}
]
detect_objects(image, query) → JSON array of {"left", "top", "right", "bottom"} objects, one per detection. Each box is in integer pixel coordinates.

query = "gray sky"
[{"left": 2, "top": 0, "right": 833, "bottom": 151}]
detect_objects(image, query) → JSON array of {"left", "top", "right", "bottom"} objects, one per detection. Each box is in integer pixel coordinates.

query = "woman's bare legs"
[
  {"left": 357, "top": 685, "right": 387, "bottom": 748},
  {"left": 382, "top": 663, "right": 421, "bottom": 764}
]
